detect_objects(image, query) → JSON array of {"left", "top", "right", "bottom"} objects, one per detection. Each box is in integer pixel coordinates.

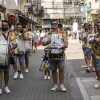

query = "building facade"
[
  {"left": 0, "top": 0, "right": 44, "bottom": 30},
  {"left": 42, "top": 0, "right": 85, "bottom": 29},
  {"left": 0, "top": 0, "right": 6, "bottom": 20},
  {"left": 85, "top": 0, "right": 100, "bottom": 23}
]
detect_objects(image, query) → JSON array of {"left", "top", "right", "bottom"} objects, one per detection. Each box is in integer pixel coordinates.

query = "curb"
[{"left": 76, "top": 78, "right": 91, "bottom": 100}]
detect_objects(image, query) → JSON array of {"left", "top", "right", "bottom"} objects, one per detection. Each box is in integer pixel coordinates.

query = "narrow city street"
[
  {"left": 0, "top": 39, "right": 100, "bottom": 100},
  {"left": 0, "top": 41, "right": 84, "bottom": 100},
  {"left": 0, "top": 0, "right": 100, "bottom": 100}
]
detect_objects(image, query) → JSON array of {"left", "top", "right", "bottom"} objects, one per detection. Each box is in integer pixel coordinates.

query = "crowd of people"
[
  {"left": 79, "top": 22, "right": 100, "bottom": 89},
  {"left": 0, "top": 19, "right": 68, "bottom": 95},
  {"left": 0, "top": 21, "right": 34, "bottom": 95},
  {"left": 0, "top": 19, "right": 99, "bottom": 96}
]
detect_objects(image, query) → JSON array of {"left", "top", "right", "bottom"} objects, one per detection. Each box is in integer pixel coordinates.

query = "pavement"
[
  {"left": 66, "top": 39, "right": 100, "bottom": 100},
  {"left": 0, "top": 39, "right": 100, "bottom": 100}
]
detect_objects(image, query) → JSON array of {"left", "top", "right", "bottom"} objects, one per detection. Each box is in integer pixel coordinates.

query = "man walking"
[{"left": 45, "top": 20, "right": 67, "bottom": 92}]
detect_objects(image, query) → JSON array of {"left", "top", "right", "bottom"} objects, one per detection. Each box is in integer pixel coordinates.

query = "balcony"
[
  {"left": 63, "top": 1, "right": 79, "bottom": 5},
  {"left": 24, "top": 2, "right": 44, "bottom": 17},
  {"left": 34, "top": 7, "right": 44, "bottom": 17},
  {"left": 5, "top": 0, "right": 21, "bottom": 11},
  {"left": 64, "top": 12, "right": 85, "bottom": 17}
]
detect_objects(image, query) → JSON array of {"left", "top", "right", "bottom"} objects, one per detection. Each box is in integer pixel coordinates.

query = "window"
[{"left": 89, "top": 2, "right": 91, "bottom": 7}]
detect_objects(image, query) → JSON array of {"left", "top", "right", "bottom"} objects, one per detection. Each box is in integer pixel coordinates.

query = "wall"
[
  {"left": 4, "top": 0, "right": 20, "bottom": 10},
  {"left": 85, "top": 0, "right": 99, "bottom": 9}
]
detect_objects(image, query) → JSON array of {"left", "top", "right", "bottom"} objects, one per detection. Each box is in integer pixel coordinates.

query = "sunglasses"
[
  {"left": 2, "top": 24, "right": 8, "bottom": 27},
  {"left": 17, "top": 27, "right": 21, "bottom": 28},
  {"left": 51, "top": 23, "right": 58, "bottom": 25}
]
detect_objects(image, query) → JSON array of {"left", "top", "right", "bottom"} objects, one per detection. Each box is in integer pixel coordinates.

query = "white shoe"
[
  {"left": 95, "top": 81, "right": 100, "bottom": 89},
  {"left": 48, "top": 76, "right": 51, "bottom": 80},
  {"left": 25, "top": 69, "right": 29, "bottom": 73},
  {"left": 91, "top": 68, "right": 95, "bottom": 72},
  {"left": 51, "top": 84, "right": 58, "bottom": 91},
  {"left": 44, "top": 75, "right": 47, "bottom": 80},
  {"left": 13, "top": 72, "right": 18, "bottom": 79},
  {"left": 5, "top": 87, "right": 11, "bottom": 93},
  {"left": 84, "top": 65, "right": 88, "bottom": 68},
  {"left": 81, "top": 65, "right": 87, "bottom": 68},
  {"left": 20, "top": 74, "right": 24, "bottom": 79},
  {"left": 0, "top": 89, "right": 2, "bottom": 95},
  {"left": 86, "top": 67, "right": 91, "bottom": 73},
  {"left": 60, "top": 84, "right": 66, "bottom": 92}
]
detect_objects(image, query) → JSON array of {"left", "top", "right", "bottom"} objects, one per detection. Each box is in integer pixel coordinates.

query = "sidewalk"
[
  {"left": 0, "top": 45, "right": 83, "bottom": 100},
  {"left": 66, "top": 39, "right": 100, "bottom": 100}
]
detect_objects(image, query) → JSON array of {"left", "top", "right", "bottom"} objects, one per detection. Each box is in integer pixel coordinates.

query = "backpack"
[{"left": 0, "top": 34, "right": 9, "bottom": 66}]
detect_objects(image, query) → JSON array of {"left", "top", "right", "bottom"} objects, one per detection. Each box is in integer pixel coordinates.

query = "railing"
[{"left": 64, "top": 12, "right": 85, "bottom": 17}]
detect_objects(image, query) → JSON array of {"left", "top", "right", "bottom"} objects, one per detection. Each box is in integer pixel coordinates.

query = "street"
[
  {"left": 0, "top": 41, "right": 84, "bottom": 100},
  {"left": 0, "top": 39, "right": 100, "bottom": 100},
  {"left": 0, "top": 0, "right": 100, "bottom": 100}
]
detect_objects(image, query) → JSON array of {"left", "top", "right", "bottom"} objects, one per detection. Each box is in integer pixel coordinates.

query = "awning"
[
  {"left": 96, "top": 9, "right": 100, "bottom": 13},
  {"left": 90, "top": 9, "right": 98, "bottom": 14},
  {"left": 36, "top": 24, "right": 42, "bottom": 28},
  {"left": 19, "top": 15, "right": 39, "bottom": 25},
  {"left": 7, "top": 9, "right": 22, "bottom": 14},
  {"left": 0, "top": 4, "right": 6, "bottom": 12}
]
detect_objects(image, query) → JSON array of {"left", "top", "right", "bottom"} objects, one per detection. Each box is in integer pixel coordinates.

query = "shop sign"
[
  {"left": 81, "top": 6, "right": 91, "bottom": 12},
  {"left": 9, "top": 15, "right": 16, "bottom": 21},
  {"left": 92, "top": 14, "right": 98, "bottom": 21}
]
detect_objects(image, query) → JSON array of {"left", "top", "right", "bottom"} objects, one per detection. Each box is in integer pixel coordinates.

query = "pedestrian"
[
  {"left": 85, "top": 24, "right": 95, "bottom": 72},
  {"left": 27, "top": 29, "right": 34, "bottom": 52},
  {"left": 89, "top": 22, "right": 100, "bottom": 88},
  {"left": 40, "top": 30, "right": 45, "bottom": 42},
  {"left": 58, "top": 24, "right": 68, "bottom": 48},
  {"left": 42, "top": 19, "right": 67, "bottom": 92},
  {"left": 0, "top": 20, "right": 17, "bottom": 94},
  {"left": 92, "top": 23, "right": 99, "bottom": 76},
  {"left": 13, "top": 23, "right": 26, "bottom": 79},
  {"left": 79, "top": 23, "right": 90, "bottom": 70},
  {"left": 24, "top": 28, "right": 34, "bottom": 73},
  {"left": 33, "top": 30, "right": 39, "bottom": 53}
]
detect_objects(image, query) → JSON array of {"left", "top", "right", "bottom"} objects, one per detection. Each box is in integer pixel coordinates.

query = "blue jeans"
[
  {"left": 95, "top": 59, "right": 100, "bottom": 71},
  {"left": 84, "top": 48, "right": 92, "bottom": 57},
  {"left": 14, "top": 54, "right": 25, "bottom": 63},
  {"left": 49, "top": 60, "right": 65, "bottom": 70}
]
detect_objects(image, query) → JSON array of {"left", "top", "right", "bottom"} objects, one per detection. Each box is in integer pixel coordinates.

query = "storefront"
[
  {"left": 89, "top": 9, "right": 100, "bottom": 24},
  {"left": 19, "top": 15, "right": 39, "bottom": 30}
]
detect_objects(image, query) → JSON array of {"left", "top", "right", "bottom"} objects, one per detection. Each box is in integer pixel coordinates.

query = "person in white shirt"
[
  {"left": 13, "top": 23, "right": 26, "bottom": 80},
  {"left": 24, "top": 28, "right": 34, "bottom": 72},
  {"left": 40, "top": 30, "right": 46, "bottom": 43},
  {"left": 0, "top": 20, "right": 17, "bottom": 95}
]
